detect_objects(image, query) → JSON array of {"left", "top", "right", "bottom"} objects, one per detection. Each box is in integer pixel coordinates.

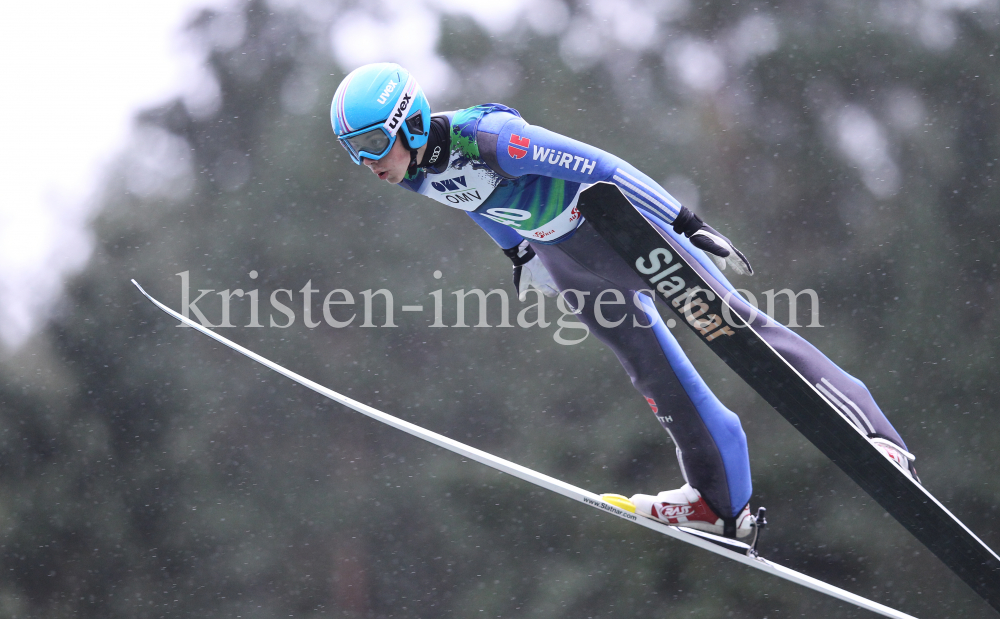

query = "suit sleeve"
[
  {"left": 467, "top": 211, "right": 523, "bottom": 250},
  {"left": 491, "top": 116, "right": 684, "bottom": 224}
]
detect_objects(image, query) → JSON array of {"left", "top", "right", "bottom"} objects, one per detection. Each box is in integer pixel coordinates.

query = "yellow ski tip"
[{"left": 600, "top": 493, "right": 636, "bottom": 513}]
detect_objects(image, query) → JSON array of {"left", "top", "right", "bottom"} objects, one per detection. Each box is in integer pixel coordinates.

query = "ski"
[
  {"left": 575, "top": 182, "right": 1000, "bottom": 613},
  {"left": 133, "top": 279, "right": 916, "bottom": 619}
]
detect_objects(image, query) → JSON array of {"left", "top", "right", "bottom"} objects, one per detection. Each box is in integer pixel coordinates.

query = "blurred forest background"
[{"left": 2, "top": 0, "right": 999, "bottom": 617}]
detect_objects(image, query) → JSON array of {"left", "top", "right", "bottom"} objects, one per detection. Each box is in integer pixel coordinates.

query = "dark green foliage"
[{"left": 1, "top": 0, "right": 998, "bottom": 617}]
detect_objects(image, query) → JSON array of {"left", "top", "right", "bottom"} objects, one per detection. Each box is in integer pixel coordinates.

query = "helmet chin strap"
[{"left": 406, "top": 142, "right": 419, "bottom": 177}]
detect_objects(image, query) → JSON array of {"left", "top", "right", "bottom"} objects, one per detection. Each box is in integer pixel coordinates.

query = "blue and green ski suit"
[{"left": 398, "top": 104, "right": 908, "bottom": 522}]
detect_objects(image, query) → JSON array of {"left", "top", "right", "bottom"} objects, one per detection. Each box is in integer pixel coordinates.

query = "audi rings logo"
[{"left": 428, "top": 145, "right": 442, "bottom": 164}]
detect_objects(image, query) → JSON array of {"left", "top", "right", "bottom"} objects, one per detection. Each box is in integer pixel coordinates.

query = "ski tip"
[
  {"left": 600, "top": 493, "right": 637, "bottom": 514},
  {"left": 131, "top": 279, "right": 153, "bottom": 300}
]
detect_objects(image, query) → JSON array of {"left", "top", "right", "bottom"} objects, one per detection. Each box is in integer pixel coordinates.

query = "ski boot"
[
  {"left": 614, "top": 483, "right": 754, "bottom": 538},
  {"left": 870, "top": 437, "right": 921, "bottom": 483}
]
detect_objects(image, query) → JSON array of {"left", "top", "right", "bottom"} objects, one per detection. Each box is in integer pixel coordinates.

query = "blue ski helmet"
[{"left": 330, "top": 63, "right": 431, "bottom": 164}]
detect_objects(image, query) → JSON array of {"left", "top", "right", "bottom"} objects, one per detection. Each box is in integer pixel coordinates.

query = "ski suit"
[{"left": 398, "top": 104, "right": 907, "bottom": 522}]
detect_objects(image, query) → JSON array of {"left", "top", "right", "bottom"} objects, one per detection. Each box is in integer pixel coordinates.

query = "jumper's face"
[{"left": 362, "top": 138, "right": 410, "bottom": 184}]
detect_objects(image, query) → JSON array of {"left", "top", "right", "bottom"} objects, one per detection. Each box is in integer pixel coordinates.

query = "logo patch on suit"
[
  {"left": 430, "top": 176, "right": 483, "bottom": 205},
  {"left": 531, "top": 145, "right": 596, "bottom": 174},
  {"left": 508, "top": 134, "right": 530, "bottom": 159}
]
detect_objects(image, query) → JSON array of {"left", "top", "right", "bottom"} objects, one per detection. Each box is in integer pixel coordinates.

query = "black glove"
[
  {"left": 503, "top": 241, "right": 558, "bottom": 300},
  {"left": 672, "top": 207, "right": 753, "bottom": 275}
]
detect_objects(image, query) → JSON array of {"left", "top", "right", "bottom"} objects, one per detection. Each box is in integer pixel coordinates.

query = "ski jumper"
[{"left": 398, "top": 104, "right": 907, "bottom": 522}]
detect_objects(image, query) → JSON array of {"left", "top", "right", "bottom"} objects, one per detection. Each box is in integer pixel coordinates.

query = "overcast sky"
[{"left": 0, "top": 0, "right": 232, "bottom": 349}]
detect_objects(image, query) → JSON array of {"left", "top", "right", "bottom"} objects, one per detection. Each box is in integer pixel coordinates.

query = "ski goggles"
[
  {"left": 336, "top": 75, "right": 419, "bottom": 165},
  {"left": 338, "top": 124, "right": 395, "bottom": 164}
]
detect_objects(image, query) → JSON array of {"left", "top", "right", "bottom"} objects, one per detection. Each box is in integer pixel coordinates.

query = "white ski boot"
[
  {"left": 627, "top": 483, "right": 754, "bottom": 538},
  {"left": 870, "top": 437, "right": 920, "bottom": 483}
]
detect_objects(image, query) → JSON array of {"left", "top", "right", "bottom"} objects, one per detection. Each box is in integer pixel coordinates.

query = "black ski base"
[{"left": 576, "top": 182, "right": 1000, "bottom": 613}]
